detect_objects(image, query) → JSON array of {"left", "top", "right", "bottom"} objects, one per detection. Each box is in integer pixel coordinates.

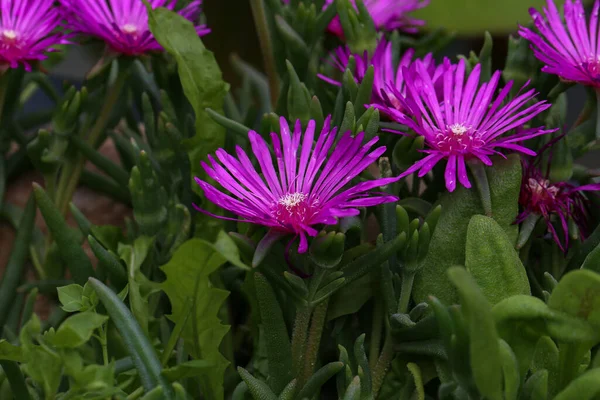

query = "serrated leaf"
[
  {"left": 48, "top": 311, "right": 108, "bottom": 348},
  {"left": 57, "top": 284, "right": 84, "bottom": 312},
  {"left": 0, "top": 340, "right": 23, "bottom": 362},
  {"left": 161, "top": 239, "right": 231, "bottom": 400}
]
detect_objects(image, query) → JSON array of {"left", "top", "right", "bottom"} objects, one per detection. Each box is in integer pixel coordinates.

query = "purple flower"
[
  {"left": 517, "top": 155, "right": 600, "bottom": 251},
  {"left": 0, "top": 0, "right": 68, "bottom": 71},
  {"left": 60, "top": 0, "right": 209, "bottom": 56},
  {"left": 519, "top": 0, "right": 600, "bottom": 88},
  {"left": 283, "top": 0, "right": 427, "bottom": 35},
  {"left": 194, "top": 116, "right": 399, "bottom": 253},
  {"left": 319, "top": 38, "right": 443, "bottom": 114},
  {"left": 387, "top": 58, "right": 556, "bottom": 192}
]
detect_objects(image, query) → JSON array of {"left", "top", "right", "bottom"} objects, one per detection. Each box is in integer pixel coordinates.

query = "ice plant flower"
[
  {"left": 388, "top": 58, "right": 556, "bottom": 192},
  {"left": 194, "top": 116, "right": 399, "bottom": 253},
  {"left": 282, "top": 0, "right": 427, "bottom": 34},
  {"left": 0, "top": 0, "right": 68, "bottom": 70},
  {"left": 519, "top": 0, "right": 600, "bottom": 88},
  {"left": 59, "top": 0, "right": 209, "bottom": 56},
  {"left": 319, "top": 38, "right": 443, "bottom": 112},
  {"left": 516, "top": 156, "right": 600, "bottom": 251}
]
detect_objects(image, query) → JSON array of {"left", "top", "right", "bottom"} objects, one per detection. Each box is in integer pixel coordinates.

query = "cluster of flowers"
[{"left": 4, "top": 0, "right": 600, "bottom": 251}]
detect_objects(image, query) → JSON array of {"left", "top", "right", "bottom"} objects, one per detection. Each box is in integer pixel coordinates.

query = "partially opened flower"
[
  {"left": 519, "top": 0, "right": 600, "bottom": 88},
  {"left": 60, "top": 0, "right": 209, "bottom": 56},
  {"left": 194, "top": 116, "right": 399, "bottom": 253},
  {"left": 0, "top": 0, "right": 68, "bottom": 70},
  {"left": 319, "top": 38, "right": 443, "bottom": 112},
  {"left": 391, "top": 58, "right": 556, "bottom": 192},
  {"left": 516, "top": 155, "right": 600, "bottom": 251},
  {"left": 327, "top": 0, "right": 429, "bottom": 35}
]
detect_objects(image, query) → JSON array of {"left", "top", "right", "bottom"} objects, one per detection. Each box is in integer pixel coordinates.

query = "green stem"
[
  {"left": 371, "top": 335, "right": 394, "bottom": 398},
  {"left": 369, "top": 297, "right": 384, "bottom": 370},
  {"left": 397, "top": 272, "right": 415, "bottom": 314},
  {"left": 250, "top": 0, "right": 279, "bottom": 107},
  {"left": 99, "top": 324, "right": 109, "bottom": 365},
  {"left": 55, "top": 67, "right": 128, "bottom": 215},
  {"left": 468, "top": 160, "right": 492, "bottom": 217},
  {"left": 300, "top": 299, "right": 329, "bottom": 389},
  {"left": 291, "top": 306, "right": 312, "bottom": 376}
]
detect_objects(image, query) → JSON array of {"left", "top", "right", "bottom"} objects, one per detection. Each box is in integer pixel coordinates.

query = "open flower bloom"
[
  {"left": 0, "top": 0, "right": 68, "bottom": 70},
  {"left": 516, "top": 155, "right": 600, "bottom": 251},
  {"left": 319, "top": 38, "right": 443, "bottom": 113},
  {"left": 519, "top": 0, "right": 600, "bottom": 88},
  {"left": 194, "top": 116, "right": 399, "bottom": 253},
  {"left": 60, "top": 0, "right": 209, "bottom": 56},
  {"left": 389, "top": 58, "right": 556, "bottom": 192}
]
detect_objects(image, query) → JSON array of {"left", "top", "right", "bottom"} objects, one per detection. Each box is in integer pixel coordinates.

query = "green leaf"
[
  {"left": 48, "top": 311, "right": 108, "bottom": 348},
  {"left": 581, "top": 242, "right": 600, "bottom": 273},
  {"left": 522, "top": 370, "right": 548, "bottom": 400},
  {"left": 118, "top": 236, "right": 158, "bottom": 335},
  {"left": 554, "top": 368, "right": 600, "bottom": 400},
  {"left": 161, "top": 239, "right": 231, "bottom": 400},
  {"left": 465, "top": 215, "right": 530, "bottom": 305},
  {"left": 0, "top": 340, "right": 23, "bottom": 362},
  {"left": 498, "top": 339, "right": 519, "bottom": 400},
  {"left": 531, "top": 336, "right": 559, "bottom": 397},
  {"left": 327, "top": 273, "right": 372, "bottom": 321},
  {"left": 57, "top": 284, "right": 84, "bottom": 312},
  {"left": 146, "top": 5, "right": 228, "bottom": 240},
  {"left": 406, "top": 363, "right": 425, "bottom": 400},
  {"left": 413, "top": 154, "right": 522, "bottom": 305},
  {"left": 447, "top": 267, "right": 502, "bottom": 400},
  {"left": 162, "top": 360, "right": 214, "bottom": 382},
  {"left": 254, "top": 273, "right": 293, "bottom": 394}
]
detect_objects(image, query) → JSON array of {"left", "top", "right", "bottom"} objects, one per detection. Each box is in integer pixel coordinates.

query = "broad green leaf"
[
  {"left": 548, "top": 270, "right": 600, "bottom": 387},
  {"left": 448, "top": 267, "right": 502, "bottom": 400},
  {"left": 498, "top": 339, "right": 519, "bottom": 400},
  {"left": 67, "top": 361, "right": 117, "bottom": 393},
  {"left": 0, "top": 340, "right": 23, "bottom": 362},
  {"left": 161, "top": 239, "right": 231, "bottom": 400},
  {"left": 492, "top": 295, "right": 598, "bottom": 378},
  {"left": 413, "top": 155, "right": 521, "bottom": 305},
  {"left": 118, "top": 236, "right": 159, "bottom": 335},
  {"left": 411, "top": 0, "right": 592, "bottom": 35},
  {"left": 531, "top": 336, "right": 559, "bottom": 397},
  {"left": 48, "top": 311, "right": 108, "bottom": 348},
  {"left": 327, "top": 273, "right": 372, "bottom": 321},
  {"left": 522, "top": 370, "right": 548, "bottom": 400},
  {"left": 581, "top": 242, "right": 600, "bottom": 273},
  {"left": 554, "top": 368, "right": 600, "bottom": 400},
  {"left": 57, "top": 284, "right": 84, "bottom": 312},
  {"left": 162, "top": 360, "right": 214, "bottom": 382},
  {"left": 465, "top": 215, "right": 530, "bottom": 305},
  {"left": 147, "top": 5, "right": 229, "bottom": 241}
]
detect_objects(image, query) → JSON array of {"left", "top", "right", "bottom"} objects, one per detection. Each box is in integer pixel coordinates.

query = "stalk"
[{"left": 250, "top": 0, "right": 279, "bottom": 106}]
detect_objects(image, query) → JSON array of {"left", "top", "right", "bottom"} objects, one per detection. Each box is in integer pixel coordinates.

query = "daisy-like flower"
[
  {"left": 516, "top": 155, "right": 600, "bottom": 251},
  {"left": 0, "top": 0, "right": 68, "bottom": 70},
  {"left": 519, "top": 0, "right": 600, "bottom": 88},
  {"left": 388, "top": 58, "right": 556, "bottom": 192},
  {"left": 319, "top": 38, "right": 443, "bottom": 112},
  {"left": 194, "top": 116, "right": 399, "bottom": 253},
  {"left": 60, "top": 0, "right": 209, "bottom": 56}
]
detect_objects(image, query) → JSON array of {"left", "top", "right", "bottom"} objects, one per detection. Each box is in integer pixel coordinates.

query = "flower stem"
[
  {"left": 468, "top": 160, "right": 492, "bottom": 217},
  {"left": 55, "top": 66, "right": 128, "bottom": 216},
  {"left": 300, "top": 298, "right": 329, "bottom": 388},
  {"left": 99, "top": 324, "right": 109, "bottom": 365},
  {"left": 250, "top": 0, "right": 279, "bottom": 107},
  {"left": 397, "top": 272, "right": 415, "bottom": 314}
]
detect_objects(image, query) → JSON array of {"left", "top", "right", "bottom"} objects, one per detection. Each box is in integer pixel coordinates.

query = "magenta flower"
[
  {"left": 388, "top": 58, "right": 556, "bottom": 192},
  {"left": 282, "top": 0, "right": 427, "bottom": 34},
  {"left": 194, "top": 116, "right": 399, "bottom": 253},
  {"left": 519, "top": 0, "right": 600, "bottom": 88},
  {"left": 0, "top": 0, "right": 68, "bottom": 70},
  {"left": 60, "top": 0, "right": 209, "bottom": 56},
  {"left": 327, "top": 0, "right": 428, "bottom": 35},
  {"left": 320, "top": 38, "right": 443, "bottom": 113},
  {"left": 517, "top": 156, "right": 600, "bottom": 251}
]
